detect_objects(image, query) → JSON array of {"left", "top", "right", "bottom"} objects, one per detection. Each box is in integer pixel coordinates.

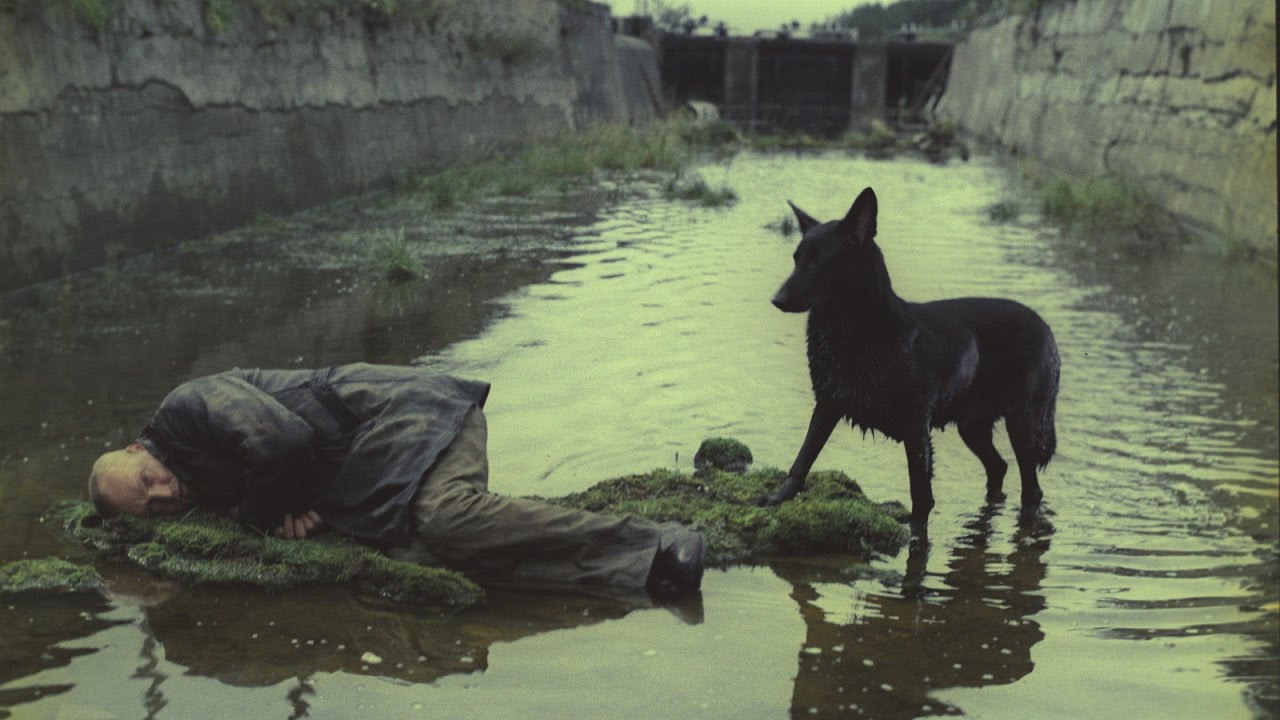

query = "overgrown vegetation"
[
  {"left": 547, "top": 439, "right": 909, "bottom": 566},
  {"left": 369, "top": 227, "right": 423, "bottom": 282},
  {"left": 827, "top": 0, "right": 967, "bottom": 40},
  {"left": 0, "top": 557, "right": 103, "bottom": 594},
  {"left": 414, "top": 121, "right": 690, "bottom": 211},
  {"left": 19, "top": 437, "right": 907, "bottom": 599},
  {"left": 1036, "top": 175, "right": 1163, "bottom": 234},
  {"left": 47, "top": 500, "right": 485, "bottom": 610},
  {"left": 551, "top": 464, "right": 910, "bottom": 566}
]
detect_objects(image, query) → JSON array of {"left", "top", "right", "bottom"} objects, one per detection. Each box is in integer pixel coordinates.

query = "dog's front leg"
[
  {"left": 761, "top": 402, "right": 842, "bottom": 505},
  {"left": 905, "top": 432, "right": 936, "bottom": 526}
]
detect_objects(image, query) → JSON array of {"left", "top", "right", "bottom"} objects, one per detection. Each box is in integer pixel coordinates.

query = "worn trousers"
[{"left": 389, "top": 407, "right": 664, "bottom": 595}]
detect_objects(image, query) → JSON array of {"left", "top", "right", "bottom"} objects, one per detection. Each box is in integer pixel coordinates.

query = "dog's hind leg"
[
  {"left": 959, "top": 419, "right": 1008, "bottom": 499},
  {"left": 1006, "top": 415, "right": 1045, "bottom": 510}
]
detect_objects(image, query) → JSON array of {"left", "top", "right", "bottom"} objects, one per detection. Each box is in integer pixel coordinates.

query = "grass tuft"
[
  {"left": 369, "top": 226, "right": 423, "bottom": 281},
  {"left": 1037, "top": 175, "right": 1161, "bottom": 232}
]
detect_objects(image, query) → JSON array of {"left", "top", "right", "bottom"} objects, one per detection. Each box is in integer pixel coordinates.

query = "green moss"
[
  {"left": 0, "top": 557, "right": 104, "bottom": 594},
  {"left": 49, "top": 500, "right": 483, "bottom": 611},
  {"left": 548, "top": 456, "right": 910, "bottom": 566},
  {"left": 693, "top": 437, "right": 753, "bottom": 474}
]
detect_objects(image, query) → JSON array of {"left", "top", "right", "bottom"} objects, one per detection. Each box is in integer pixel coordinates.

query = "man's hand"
[{"left": 277, "top": 510, "right": 323, "bottom": 540}]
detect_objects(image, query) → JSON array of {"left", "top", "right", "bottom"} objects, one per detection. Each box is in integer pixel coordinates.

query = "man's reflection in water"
[
  {"left": 776, "top": 503, "right": 1054, "bottom": 718},
  {"left": 138, "top": 587, "right": 638, "bottom": 689}
]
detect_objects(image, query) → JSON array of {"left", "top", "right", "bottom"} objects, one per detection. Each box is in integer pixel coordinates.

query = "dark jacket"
[{"left": 137, "top": 363, "right": 490, "bottom": 544}]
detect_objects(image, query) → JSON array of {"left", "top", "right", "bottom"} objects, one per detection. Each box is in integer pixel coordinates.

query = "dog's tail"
[{"left": 1028, "top": 338, "right": 1060, "bottom": 469}]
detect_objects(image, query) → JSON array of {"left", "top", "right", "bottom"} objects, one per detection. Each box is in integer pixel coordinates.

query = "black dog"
[{"left": 765, "top": 187, "right": 1059, "bottom": 523}]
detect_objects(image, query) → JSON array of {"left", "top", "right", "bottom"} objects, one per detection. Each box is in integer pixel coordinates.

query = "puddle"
[{"left": 1, "top": 151, "right": 1275, "bottom": 719}]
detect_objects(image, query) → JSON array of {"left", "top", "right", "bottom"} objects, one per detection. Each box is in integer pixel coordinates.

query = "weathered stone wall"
[
  {"left": 0, "top": 0, "right": 656, "bottom": 290},
  {"left": 940, "top": 0, "right": 1276, "bottom": 257}
]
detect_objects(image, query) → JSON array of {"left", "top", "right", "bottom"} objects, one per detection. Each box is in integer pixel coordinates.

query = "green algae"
[
  {"left": 0, "top": 557, "right": 104, "bottom": 594},
  {"left": 48, "top": 501, "right": 483, "bottom": 611},
  {"left": 550, "top": 464, "right": 910, "bottom": 567}
]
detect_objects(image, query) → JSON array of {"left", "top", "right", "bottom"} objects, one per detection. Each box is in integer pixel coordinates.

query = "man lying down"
[{"left": 87, "top": 363, "right": 705, "bottom": 600}]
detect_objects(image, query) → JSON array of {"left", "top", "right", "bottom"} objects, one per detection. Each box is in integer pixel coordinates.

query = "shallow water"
[{"left": 1, "top": 151, "right": 1276, "bottom": 719}]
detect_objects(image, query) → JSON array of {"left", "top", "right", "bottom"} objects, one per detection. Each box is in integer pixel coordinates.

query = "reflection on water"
[
  {"left": 775, "top": 504, "right": 1051, "bottom": 718},
  {"left": 1, "top": 152, "right": 1276, "bottom": 719}
]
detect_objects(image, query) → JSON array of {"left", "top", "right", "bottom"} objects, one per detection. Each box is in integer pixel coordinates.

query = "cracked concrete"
[
  {"left": 940, "top": 0, "right": 1276, "bottom": 257},
  {"left": 0, "top": 0, "right": 656, "bottom": 290}
]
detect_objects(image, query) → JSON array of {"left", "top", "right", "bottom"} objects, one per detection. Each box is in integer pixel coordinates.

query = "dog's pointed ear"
[
  {"left": 839, "top": 187, "right": 877, "bottom": 244},
  {"left": 787, "top": 201, "right": 820, "bottom": 234}
]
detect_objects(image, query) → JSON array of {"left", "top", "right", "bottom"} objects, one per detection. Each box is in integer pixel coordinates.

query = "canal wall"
[
  {"left": 939, "top": 0, "right": 1276, "bottom": 258},
  {"left": 0, "top": 0, "right": 657, "bottom": 291}
]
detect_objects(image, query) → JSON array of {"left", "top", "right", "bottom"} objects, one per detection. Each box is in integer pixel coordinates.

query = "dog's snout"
[{"left": 772, "top": 288, "right": 807, "bottom": 313}]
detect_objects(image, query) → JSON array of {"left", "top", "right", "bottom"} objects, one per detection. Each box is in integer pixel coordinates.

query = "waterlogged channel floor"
[{"left": 1, "top": 152, "right": 1276, "bottom": 719}]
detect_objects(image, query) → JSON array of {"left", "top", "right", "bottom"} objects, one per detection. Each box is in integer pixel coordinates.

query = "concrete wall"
[
  {"left": 0, "top": 0, "right": 656, "bottom": 291},
  {"left": 939, "top": 0, "right": 1276, "bottom": 258}
]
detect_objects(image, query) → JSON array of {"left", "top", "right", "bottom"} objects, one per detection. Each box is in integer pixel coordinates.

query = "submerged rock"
[
  {"left": 0, "top": 557, "right": 104, "bottom": 594},
  {"left": 47, "top": 501, "right": 484, "bottom": 612},
  {"left": 552, "top": 446, "right": 910, "bottom": 567}
]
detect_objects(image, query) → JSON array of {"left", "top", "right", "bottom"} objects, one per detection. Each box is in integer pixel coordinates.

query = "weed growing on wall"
[{"left": 1037, "top": 176, "right": 1161, "bottom": 233}]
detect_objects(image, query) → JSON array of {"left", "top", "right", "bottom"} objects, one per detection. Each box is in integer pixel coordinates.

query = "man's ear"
[
  {"left": 838, "top": 187, "right": 877, "bottom": 245},
  {"left": 787, "top": 201, "right": 820, "bottom": 234},
  {"left": 125, "top": 443, "right": 145, "bottom": 454}
]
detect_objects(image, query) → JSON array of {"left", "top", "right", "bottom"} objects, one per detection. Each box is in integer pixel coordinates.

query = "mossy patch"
[
  {"left": 548, "top": 463, "right": 910, "bottom": 566},
  {"left": 0, "top": 557, "right": 104, "bottom": 594},
  {"left": 693, "top": 437, "right": 753, "bottom": 474},
  {"left": 36, "top": 438, "right": 904, "bottom": 604},
  {"left": 47, "top": 501, "right": 483, "bottom": 611}
]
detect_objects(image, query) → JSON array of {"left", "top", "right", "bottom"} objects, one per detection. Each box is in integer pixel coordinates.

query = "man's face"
[{"left": 95, "top": 444, "right": 191, "bottom": 516}]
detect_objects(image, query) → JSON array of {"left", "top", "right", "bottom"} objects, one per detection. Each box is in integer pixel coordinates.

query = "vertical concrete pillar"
[
  {"left": 723, "top": 38, "right": 758, "bottom": 127},
  {"left": 851, "top": 43, "right": 887, "bottom": 127}
]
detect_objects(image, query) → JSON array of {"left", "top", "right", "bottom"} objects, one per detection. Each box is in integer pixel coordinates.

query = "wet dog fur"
[{"left": 764, "top": 187, "right": 1060, "bottom": 524}]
